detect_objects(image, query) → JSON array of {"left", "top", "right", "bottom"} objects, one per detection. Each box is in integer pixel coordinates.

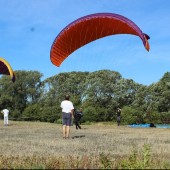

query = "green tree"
[
  {"left": 0, "top": 70, "right": 43, "bottom": 119},
  {"left": 42, "top": 72, "right": 89, "bottom": 109},
  {"left": 147, "top": 72, "right": 170, "bottom": 112}
]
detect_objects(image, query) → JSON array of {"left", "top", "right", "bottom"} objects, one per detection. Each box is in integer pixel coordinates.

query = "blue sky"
[{"left": 0, "top": 0, "right": 169, "bottom": 85}]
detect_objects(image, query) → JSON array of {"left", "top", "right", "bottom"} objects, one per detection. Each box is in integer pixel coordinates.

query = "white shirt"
[
  {"left": 2, "top": 109, "right": 9, "bottom": 117},
  {"left": 60, "top": 100, "right": 74, "bottom": 113}
]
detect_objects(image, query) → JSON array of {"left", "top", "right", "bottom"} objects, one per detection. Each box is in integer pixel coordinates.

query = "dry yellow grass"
[
  {"left": 0, "top": 120, "right": 170, "bottom": 157},
  {"left": 0, "top": 120, "right": 170, "bottom": 168}
]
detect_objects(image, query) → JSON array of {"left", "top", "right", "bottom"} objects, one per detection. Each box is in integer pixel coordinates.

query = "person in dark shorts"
[
  {"left": 60, "top": 94, "right": 74, "bottom": 139},
  {"left": 74, "top": 108, "right": 83, "bottom": 130},
  {"left": 116, "top": 108, "right": 121, "bottom": 126}
]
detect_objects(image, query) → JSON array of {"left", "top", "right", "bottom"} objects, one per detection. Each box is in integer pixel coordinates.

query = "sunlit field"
[{"left": 0, "top": 120, "right": 170, "bottom": 169}]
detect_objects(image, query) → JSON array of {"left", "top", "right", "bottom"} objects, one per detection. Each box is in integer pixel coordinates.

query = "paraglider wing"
[
  {"left": 50, "top": 13, "right": 150, "bottom": 67},
  {"left": 0, "top": 57, "right": 15, "bottom": 82}
]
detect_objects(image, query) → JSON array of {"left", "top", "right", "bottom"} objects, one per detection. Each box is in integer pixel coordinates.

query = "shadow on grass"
[{"left": 71, "top": 135, "right": 85, "bottom": 139}]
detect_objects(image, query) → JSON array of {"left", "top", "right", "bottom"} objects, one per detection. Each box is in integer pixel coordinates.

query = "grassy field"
[{"left": 0, "top": 120, "right": 170, "bottom": 169}]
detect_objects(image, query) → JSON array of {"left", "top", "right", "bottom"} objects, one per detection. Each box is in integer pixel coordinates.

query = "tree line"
[{"left": 0, "top": 70, "right": 170, "bottom": 124}]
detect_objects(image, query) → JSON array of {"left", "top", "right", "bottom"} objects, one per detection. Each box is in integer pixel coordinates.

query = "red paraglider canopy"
[{"left": 50, "top": 13, "right": 150, "bottom": 67}]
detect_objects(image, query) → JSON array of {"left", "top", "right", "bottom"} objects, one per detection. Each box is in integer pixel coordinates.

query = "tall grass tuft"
[
  {"left": 0, "top": 145, "right": 170, "bottom": 169},
  {"left": 120, "top": 144, "right": 151, "bottom": 169}
]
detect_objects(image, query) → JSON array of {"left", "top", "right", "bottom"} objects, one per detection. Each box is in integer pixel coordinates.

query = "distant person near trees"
[
  {"left": 60, "top": 94, "right": 74, "bottom": 139},
  {"left": 116, "top": 108, "right": 121, "bottom": 126},
  {"left": 74, "top": 108, "right": 83, "bottom": 130},
  {"left": 1, "top": 109, "right": 9, "bottom": 126}
]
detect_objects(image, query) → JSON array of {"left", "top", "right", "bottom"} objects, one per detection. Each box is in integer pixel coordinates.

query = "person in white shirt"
[
  {"left": 1, "top": 109, "right": 9, "bottom": 126},
  {"left": 60, "top": 94, "right": 74, "bottom": 139}
]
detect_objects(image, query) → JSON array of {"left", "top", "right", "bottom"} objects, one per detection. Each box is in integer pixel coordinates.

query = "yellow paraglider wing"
[{"left": 0, "top": 57, "right": 15, "bottom": 82}]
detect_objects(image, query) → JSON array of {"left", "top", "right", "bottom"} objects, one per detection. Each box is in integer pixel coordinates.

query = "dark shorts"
[
  {"left": 62, "top": 112, "right": 72, "bottom": 126},
  {"left": 117, "top": 116, "right": 121, "bottom": 122}
]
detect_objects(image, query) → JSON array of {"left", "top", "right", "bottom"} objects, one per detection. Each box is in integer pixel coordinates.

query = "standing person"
[
  {"left": 74, "top": 108, "right": 83, "bottom": 130},
  {"left": 1, "top": 109, "right": 9, "bottom": 126},
  {"left": 60, "top": 94, "right": 74, "bottom": 139},
  {"left": 116, "top": 108, "right": 121, "bottom": 126}
]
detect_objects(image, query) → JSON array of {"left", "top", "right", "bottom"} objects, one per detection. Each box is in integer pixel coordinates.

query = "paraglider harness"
[
  {"left": 74, "top": 109, "right": 83, "bottom": 122},
  {"left": 73, "top": 109, "right": 83, "bottom": 129}
]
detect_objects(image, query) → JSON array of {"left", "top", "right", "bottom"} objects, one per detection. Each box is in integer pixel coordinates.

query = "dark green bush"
[
  {"left": 144, "top": 111, "right": 162, "bottom": 124},
  {"left": 121, "top": 106, "right": 139, "bottom": 125},
  {"left": 81, "top": 106, "right": 97, "bottom": 122}
]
